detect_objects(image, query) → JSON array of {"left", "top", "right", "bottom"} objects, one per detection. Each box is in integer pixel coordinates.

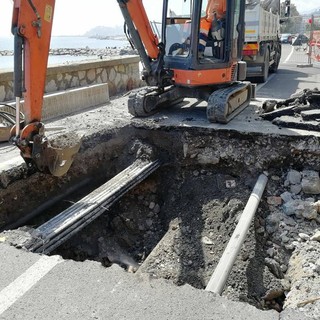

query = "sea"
[{"left": 0, "top": 36, "right": 130, "bottom": 70}]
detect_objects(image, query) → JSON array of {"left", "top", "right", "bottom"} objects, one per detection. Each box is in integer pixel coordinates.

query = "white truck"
[{"left": 242, "top": 0, "right": 282, "bottom": 82}]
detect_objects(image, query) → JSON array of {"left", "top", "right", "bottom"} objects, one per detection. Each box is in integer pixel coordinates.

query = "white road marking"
[
  {"left": 254, "top": 97, "right": 283, "bottom": 102},
  {"left": 0, "top": 255, "right": 62, "bottom": 315},
  {"left": 284, "top": 46, "right": 294, "bottom": 64}
]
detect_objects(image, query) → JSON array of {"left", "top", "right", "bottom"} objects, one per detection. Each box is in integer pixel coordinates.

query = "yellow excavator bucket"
[
  {"left": 44, "top": 140, "right": 82, "bottom": 176},
  {"left": 30, "top": 132, "right": 82, "bottom": 177}
]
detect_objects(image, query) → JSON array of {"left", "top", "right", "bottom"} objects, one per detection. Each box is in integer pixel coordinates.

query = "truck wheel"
[
  {"left": 257, "top": 50, "right": 269, "bottom": 83},
  {"left": 270, "top": 51, "right": 280, "bottom": 73}
]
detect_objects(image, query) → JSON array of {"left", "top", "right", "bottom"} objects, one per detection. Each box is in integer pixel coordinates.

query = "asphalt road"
[
  {"left": 0, "top": 243, "right": 307, "bottom": 320},
  {"left": 256, "top": 43, "right": 320, "bottom": 100}
]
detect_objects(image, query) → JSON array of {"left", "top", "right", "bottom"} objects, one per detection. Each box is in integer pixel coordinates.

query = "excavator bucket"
[
  {"left": 32, "top": 133, "right": 82, "bottom": 177},
  {"left": 44, "top": 141, "right": 81, "bottom": 177}
]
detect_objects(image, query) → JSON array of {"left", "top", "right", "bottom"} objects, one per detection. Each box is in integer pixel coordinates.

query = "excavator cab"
[
  {"left": 119, "top": 0, "right": 252, "bottom": 123},
  {"left": 165, "top": 0, "right": 230, "bottom": 70}
]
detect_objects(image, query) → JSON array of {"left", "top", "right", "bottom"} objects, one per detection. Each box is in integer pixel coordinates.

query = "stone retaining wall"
[{"left": 0, "top": 55, "right": 143, "bottom": 103}]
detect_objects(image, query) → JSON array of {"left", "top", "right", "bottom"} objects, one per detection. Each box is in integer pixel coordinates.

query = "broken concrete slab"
[{"left": 301, "top": 109, "right": 320, "bottom": 121}]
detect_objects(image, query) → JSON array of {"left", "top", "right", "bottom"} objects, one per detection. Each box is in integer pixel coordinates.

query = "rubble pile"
[
  {"left": 260, "top": 88, "right": 320, "bottom": 131},
  {"left": 265, "top": 169, "right": 320, "bottom": 319}
]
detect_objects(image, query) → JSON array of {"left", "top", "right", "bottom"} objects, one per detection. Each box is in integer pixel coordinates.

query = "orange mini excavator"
[
  {"left": 8, "top": 0, "right": 252, "bottom": 176},
  {"left": 117, "top": 0, "right": 253, "bottom": 122}
]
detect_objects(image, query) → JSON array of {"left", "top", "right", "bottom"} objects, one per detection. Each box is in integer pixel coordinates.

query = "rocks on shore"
[{"left": 0, "top": 46, "right": 137, "bottom": 58}]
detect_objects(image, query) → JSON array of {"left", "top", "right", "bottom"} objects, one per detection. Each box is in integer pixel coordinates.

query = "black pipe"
[{"left": 1, "top": 178, "right": 91, "bottom": 232}]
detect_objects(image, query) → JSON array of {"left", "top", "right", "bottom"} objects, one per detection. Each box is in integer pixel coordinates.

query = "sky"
[
  {"left": 0, "top": 0, "right": 319, "bottom": 37},
  {"left": 0, "top": 0, "right": 163, "bottom": 37}
]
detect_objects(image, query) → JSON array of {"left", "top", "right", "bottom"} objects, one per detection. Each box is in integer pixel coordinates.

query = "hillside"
[
  {"left": 84, "top": 25, "right": 125, "bottom": 39},
  {"left": 301, "top": 7, "right": 320, "bottom": 15}
]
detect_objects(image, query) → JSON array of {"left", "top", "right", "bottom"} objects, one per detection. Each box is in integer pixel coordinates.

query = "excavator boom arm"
[
  {"left": 117, "top": 0, "right": 167, "bottom": 86},
  {"left": 7, "top": 0, "right": 162, "bottom": 176},
  {"left": 10, "top": 0, "right": 81, "bottom": 177},
  {"left": 12, "top": 0, "right": 55, "bottom": 125},
  {"left": 117, "top": 0, "right": 160, "bottom": 60}
]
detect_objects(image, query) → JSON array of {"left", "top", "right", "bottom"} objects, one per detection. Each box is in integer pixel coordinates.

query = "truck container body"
[{"left": 243, "top": 0, "right": 281, "bottom": 82}]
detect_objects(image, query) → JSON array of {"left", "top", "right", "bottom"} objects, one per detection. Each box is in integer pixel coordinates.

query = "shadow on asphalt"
[{"left": 254, "top": 68, "right": 317, "bottom": 100}]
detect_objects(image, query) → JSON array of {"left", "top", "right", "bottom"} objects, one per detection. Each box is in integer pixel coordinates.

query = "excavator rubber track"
[
  {"left": 128, "top": 86, "right": 183, "bottom": 117},
  {"left": 207, "top": 82, "right": 253, "bottom": 123},
  {"left": 128, "top": 87, "right": 155, "bottom": 117}
]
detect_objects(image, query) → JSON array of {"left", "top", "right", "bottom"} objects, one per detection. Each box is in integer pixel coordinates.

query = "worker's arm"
[{"left": 199, "top": 0, "right": 226, "bottom": 53}]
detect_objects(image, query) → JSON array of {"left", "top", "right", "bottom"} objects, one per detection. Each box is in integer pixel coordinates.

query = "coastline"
[
  {"left": 0, "top": 46, "right": 136, "bottom": 58},
  {"left": 0, "top": 36, "right": 135, "bottom": 70}
]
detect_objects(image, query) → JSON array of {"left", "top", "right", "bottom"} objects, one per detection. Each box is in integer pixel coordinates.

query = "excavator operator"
[
  {"left": 168, "top": 0, "right": 226, "bottom": 57},
  {"left": 199, "top": 0, "right": 226, "bottom": 58}
]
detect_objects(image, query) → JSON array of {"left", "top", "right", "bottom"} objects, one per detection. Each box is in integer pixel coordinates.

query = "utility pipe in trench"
[{"left": 205, "top": 173, "right": 269, "bottom": 295}]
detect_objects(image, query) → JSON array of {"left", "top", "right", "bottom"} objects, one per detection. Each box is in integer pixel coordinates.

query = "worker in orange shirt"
[
  {"left": 199, "top": 0, "right": 226, "bottom": 54},
  {"left": 169, "top": 0, "right": 226, "bottom": 57}
]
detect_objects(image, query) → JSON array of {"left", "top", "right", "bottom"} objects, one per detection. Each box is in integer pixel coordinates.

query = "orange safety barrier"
[{"left": 309, "top": 31, "right": 320, "bottom": 62}]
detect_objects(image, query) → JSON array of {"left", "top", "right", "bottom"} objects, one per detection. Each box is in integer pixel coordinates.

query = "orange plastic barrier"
[{"left": 310, "top": 31, "right": 320, "bottom": 62}]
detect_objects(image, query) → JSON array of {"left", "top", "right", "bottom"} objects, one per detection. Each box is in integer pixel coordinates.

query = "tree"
[{"left": 280, "top": 2, "right": 302, "bottom": 34}]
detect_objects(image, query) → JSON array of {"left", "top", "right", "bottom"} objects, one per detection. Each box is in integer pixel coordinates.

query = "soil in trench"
[
  {"left": 2, "top": 135, "right": 319, "bottom": 317},
  {"left": 52, "top": 165, "right": 288, "bottom": 312}
]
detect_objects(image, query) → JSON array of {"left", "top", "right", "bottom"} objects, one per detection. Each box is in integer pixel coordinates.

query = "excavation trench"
[{"left": 1, "top": 125, "right": 320, "bottom": 317}]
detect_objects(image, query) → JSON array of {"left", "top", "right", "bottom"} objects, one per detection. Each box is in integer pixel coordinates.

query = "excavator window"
[
  {"left": 164, "top": 0, "right": 233, "bottom": 63},
  {"left": 165, "top": 0, "right": 192, "bottom": 56},
  {"left": 165, "top": 0, "right": 226, "bottom": 60}
]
